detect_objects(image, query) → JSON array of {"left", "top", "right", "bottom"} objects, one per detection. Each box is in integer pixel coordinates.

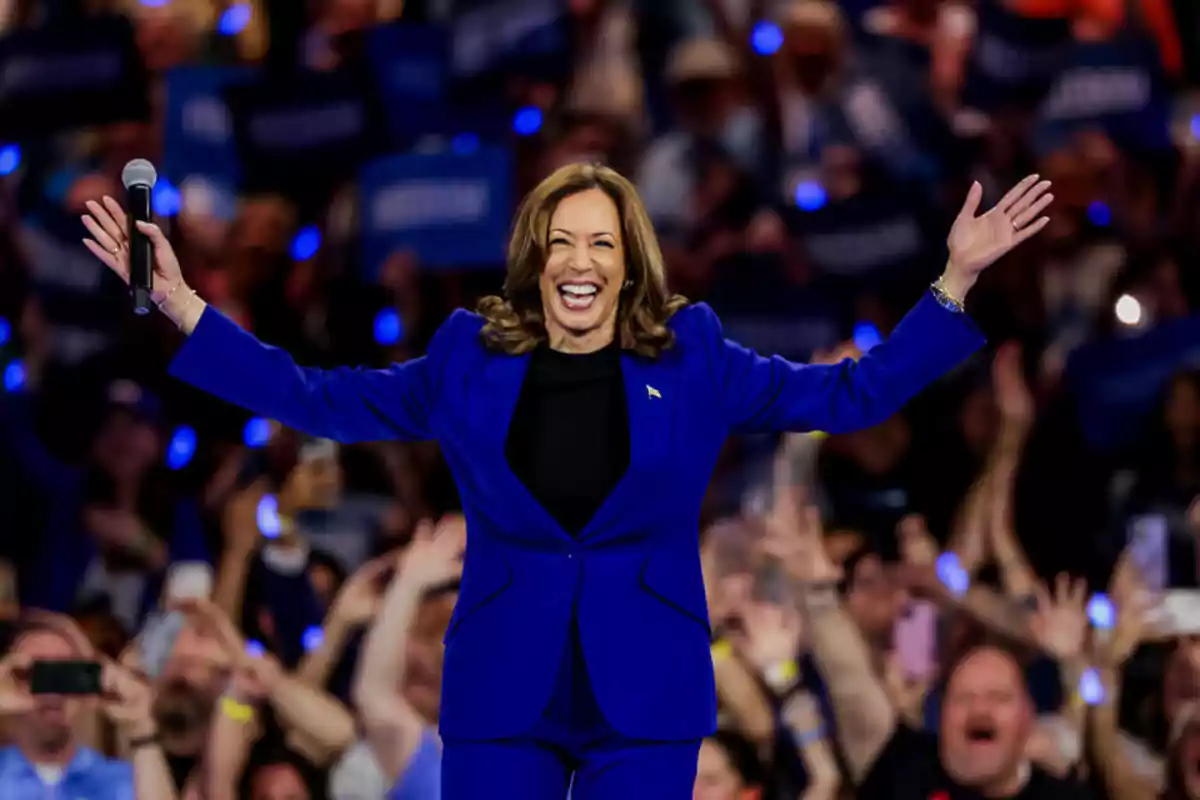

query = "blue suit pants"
[{"left": 441, "top": 620, "right": 701, "bottom": 799}]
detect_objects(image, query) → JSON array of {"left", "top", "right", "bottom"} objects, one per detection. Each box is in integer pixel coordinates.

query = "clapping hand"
[
  {"left": 1097, "top": 548, "right": 1159, "bottom": 667},
  {"left": 942, "top": 175, "right": 1053, "bottom": 299},
  {"left": 1031, "top": 573, "right": 1088, "bottom": 662}
]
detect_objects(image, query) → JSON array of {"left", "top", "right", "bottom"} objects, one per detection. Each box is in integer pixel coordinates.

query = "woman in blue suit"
[{"left": 81, "top": 164, "right": 1051, "bottom": 799}]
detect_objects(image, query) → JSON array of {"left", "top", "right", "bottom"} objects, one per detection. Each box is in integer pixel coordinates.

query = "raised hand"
[
  {"left": 100, "top": 660, "right": 157, "bottom": 738},
  {"left": 399, "top": 516, "right": 466, "bottom": 590},
  {"left": 741, "top": 599, "right": 804, "bottom": 675},
  {"left": 329, "top": 556, "right": 393, "bottom": 627},
  {"left": 942, "top": 175, "right": 1053, "bottom": 299},
  {"left": 81, "top": 197, "right": 183, "bottom": 299},
  {"left": 0, "top": 652, "right": 33, "bottom": 715},
  {"left": 1099, "top": 549, "right": 1159, "bottom": 667},
  {"left": 1031, "top": 573, "right": 1088, "bottom": 662},
  {"left": 762, "top": 489, "right": 840, "bottom": 584}
]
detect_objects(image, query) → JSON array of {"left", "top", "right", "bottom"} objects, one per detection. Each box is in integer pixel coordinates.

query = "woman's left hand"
[{"left": 943, "top": 175, "right": 1053, "bottom": 299}]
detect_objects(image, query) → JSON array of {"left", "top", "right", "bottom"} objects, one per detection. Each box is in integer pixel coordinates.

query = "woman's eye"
[
  {"left": 549, "top": 238, "right": 569, "bottom": 247},
  {"left": 594, "top": 240, "right": 614, "bottom": 249}
]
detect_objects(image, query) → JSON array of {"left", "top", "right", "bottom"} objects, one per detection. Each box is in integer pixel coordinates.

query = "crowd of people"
[{"left": 1, "top": 0, "right": 1200, "bottom": 797}]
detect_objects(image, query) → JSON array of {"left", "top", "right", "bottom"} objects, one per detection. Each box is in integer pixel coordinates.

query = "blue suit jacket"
[{"left": 169, "top": 293, "right": 984, "bottom": 741}]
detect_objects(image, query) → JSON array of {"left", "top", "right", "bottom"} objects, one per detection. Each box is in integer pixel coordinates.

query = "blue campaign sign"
[
  {"left": 367, "top": 24, "right": 450, "bottom": 142},
  {"left": 359, "top": 147, "right": 512, "bottom": 274},
  {"left": 450, "top": 0, "right": 570, "bottom": 93},
  {"left": 162, "top": 66, "right": 256, "bottom": 188}
]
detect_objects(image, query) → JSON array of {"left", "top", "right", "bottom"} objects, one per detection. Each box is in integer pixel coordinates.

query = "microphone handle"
[{"left": 127, "top": 184, "right": 154, "bottom": 315}]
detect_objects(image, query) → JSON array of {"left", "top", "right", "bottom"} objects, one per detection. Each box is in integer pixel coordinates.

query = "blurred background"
[{"left": 0, "top": 0, "right": 1199, "bottom": 798}]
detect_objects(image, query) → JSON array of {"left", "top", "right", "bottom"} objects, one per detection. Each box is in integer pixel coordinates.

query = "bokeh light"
[{"left": 166, "top": 425, "right": 197, "bottom": 470}]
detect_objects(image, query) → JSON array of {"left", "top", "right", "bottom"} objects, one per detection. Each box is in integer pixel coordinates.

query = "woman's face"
[{"left": 538, "top": 188, "right": 626, "bottom": 351}]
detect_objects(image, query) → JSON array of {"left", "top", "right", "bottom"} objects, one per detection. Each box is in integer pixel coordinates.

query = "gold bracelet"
[
  {"left": 169, "top": 289, "right": 200, "bottom": 331},
  {"left": 931, "top": 276, "right": 965, "bottom": 313}
]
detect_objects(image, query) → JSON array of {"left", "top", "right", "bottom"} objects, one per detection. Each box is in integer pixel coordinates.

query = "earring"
[{"left": 623, "top": 280, "right": 633, "bottom": 290}]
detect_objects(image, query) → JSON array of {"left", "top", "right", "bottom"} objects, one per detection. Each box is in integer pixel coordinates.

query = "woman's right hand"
[{"left": 81, "top": 196, "right": 204, "bottom": 331}]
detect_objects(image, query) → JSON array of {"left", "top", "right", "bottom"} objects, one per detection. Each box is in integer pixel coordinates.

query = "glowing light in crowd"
[
  {"left": 451, "top": 133, "right": 480, "bottom": 155},
  {"left": 140, "top": 0, "right": 170, "bottom": 6},
  {"left": 1114, "top": 294, "right": 1142, "bottom": 327},
  {"left": 1087, "top": 201, "right": 1110, "bottom": 227},
  {"left": 0, "top": 145, "right": 20, "bottom": 177},
  {"left": 218, "top": 2, "right": 251, "bottom": 36},
  {"left": 3, "top": 361, "right": 25, "bottom": 392},
  {"left": 936, "top": 552, "right": 969, "bottom": 597},
  {"left": 243, "top": 416, "right": 272, "bottom": 447},
  {"left": 152, "top": 177, "right": 181, "bottom": 217},
  {"left": 1079, "top": 667, "right": 1105, "bottom": 705},
  {"left": 0, "top": 317, "right": 10, "bottom": 347},
  {"left": 793, "top": 180, "right": 827, "bottom": 212},
  {"left": 750, "top": 22, "right": 783, "bottom": 55},
  {"left": 374, "top": 308, "right": 403, "bottom": 345},
  {"left": 257, "top": 494, "right": 281, "bottom": 538},
  {"left": 852, "top": 322, "right": 882, "bottom": 353},
  {"left": 302, "top": 626, "right": 324, "bottom": 652},
  {"left": 291, "top": 226, "right": 321, "bottom": 261},
  {"left": 245, "top": 640, "right": 266, "bottom": 657},
  {"left": 1087, "top": 593, "right": 1115, "bottom": 629},
  {"left": 166, "top": 426, "right": 198, "bottom": 470},
  {"left": 512, "top": 107, "right": 543, "bottom": 136},
  {"left": 1192, "top": 114, "right": 1200, "bottom": 140}
]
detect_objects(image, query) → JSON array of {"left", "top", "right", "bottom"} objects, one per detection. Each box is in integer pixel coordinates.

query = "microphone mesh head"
[{"left": 121, "top": 159, "right": 158, "bottom": 189}]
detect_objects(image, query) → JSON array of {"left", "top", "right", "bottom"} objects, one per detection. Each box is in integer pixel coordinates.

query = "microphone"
[{"left": 121, "top": 159, "right": 157, "bottom": 315}]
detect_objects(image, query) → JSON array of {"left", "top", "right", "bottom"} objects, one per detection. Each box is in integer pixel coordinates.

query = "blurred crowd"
[{"left": 1, "top": 0, "right": 1200, "bottom": 797}]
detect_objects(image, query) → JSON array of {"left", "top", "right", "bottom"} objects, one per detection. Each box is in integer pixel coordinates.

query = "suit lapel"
[
  {"left": 580, "top": 351, "right": 677, "bottom": 540},
  {"left": 476, "top": 351, "right": 575, "bottom": 543}
]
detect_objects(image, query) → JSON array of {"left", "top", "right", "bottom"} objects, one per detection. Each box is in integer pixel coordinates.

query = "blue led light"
[
  {"left": 166, "top": 426, "right": 197, "bottom": 470},
  {"left": 794, "top": 180, "right": 827, "bottom": 211},
  {"left": 852, "top": 322, "right": 882, "bottom": 353},
  {"left": 374, "top": 308, "right": 403, "bottom": 345},
  {"left": 450, "top": 133, "right": 480, "bottom": 155},
  {"left": 1191, "top": 113, "right": 1200, "bottom": 141},
  {"left": 512, "top": 107, "right": 543, "bottom": 136},
  {"left": 243, "top": 417, "right": 271, "bottom": 448},
  {"left": 152, "top": 178, "right": 181, "bottom": 217},
  {"left": 291, "top": 226, "right": 321, "bottom": 261},
  {"left": 257, "top": 494, "right": 280, "bottom": 538},
  {"left": 3, "top": 361, "right": 25, "bottom": 392},
  {"left": 1087, "top": 201, "right": 1110, "bottom": 227},
  {"left": 245, "top": 639, "right": 266, "bottom": 658},
  {"left": 1079, "top": 667, "right": 1105, "bottom": 705},
  {"left": 218, "top": 2, "right": 251, "bottom": 35},
  {"left": 0, "top": 317, "right": 10, "bottom": 347},
  {"left": 302, "top": 626, "right": 324, "bottom": 652},
  {"left": 750, "top": 22, "right": 783, "bottom": 55},
  {"left": 140, "top": 0, "right": 170, "bottom": 6},
  {"left": 0, "top": 145, "right": 21, "bottom": 177},
  {"left": 1087, "top": 593, "right": 1115, "bottom": 629},
  {"left": 936, "top": 552, "right": 969, "bottom": 598}
]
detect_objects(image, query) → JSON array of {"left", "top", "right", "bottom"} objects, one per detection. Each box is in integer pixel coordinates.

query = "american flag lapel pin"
[{"left": 646, "top": 384, "right": 661, "bottom": 399}]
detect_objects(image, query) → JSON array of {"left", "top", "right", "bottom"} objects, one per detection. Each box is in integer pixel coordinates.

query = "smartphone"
[
  {"left": 893, "top": 601, "right": 939, "bottom": 681},
  {"left": 137, "top": 611, "right": 186, "bottom": 680},
  {"left": 30, "top": 660, "right": 102, "bottom": 695},
  {"left": 164, "top": 562, "right": 213, "bottom": 602},
  {"left": 1160, "top": 590, "right": 1200, "bottom": 635},
  {"left": 1128, "top": 514, "right": 1169, "bottom": 594}
]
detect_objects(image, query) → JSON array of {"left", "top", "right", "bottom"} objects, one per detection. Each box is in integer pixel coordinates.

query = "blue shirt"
[
  {"left": 0, "top": 745, "right": 133, "bottom": 799},
  {"left": 386, "top": 729, "right": 441, "bottom": 800}
]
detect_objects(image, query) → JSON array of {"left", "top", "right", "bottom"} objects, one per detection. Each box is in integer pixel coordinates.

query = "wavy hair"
[{"left": 478, "top": 163, "right": 688, "bottom": 358}]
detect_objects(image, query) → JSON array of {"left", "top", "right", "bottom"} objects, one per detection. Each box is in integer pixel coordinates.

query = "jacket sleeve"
[
  {"left": 694, "top": 292, "right": 986, "bottom": 435},
  {"left": 168, "top": 308, "right": 474, "bottom": 443}
]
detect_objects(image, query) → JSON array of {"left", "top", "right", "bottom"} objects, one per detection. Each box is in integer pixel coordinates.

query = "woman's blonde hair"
[{"left": 478, "top": 162, "right": 687, "bottom": 358}]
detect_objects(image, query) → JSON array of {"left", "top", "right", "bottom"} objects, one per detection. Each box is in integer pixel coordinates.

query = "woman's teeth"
[{"left": 559, "top": 284, "right": 598, "bottom": 310}]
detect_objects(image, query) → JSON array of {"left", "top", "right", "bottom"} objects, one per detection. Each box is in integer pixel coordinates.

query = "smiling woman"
[{"left": 477, "top": 163, "right": 688, "bottom": 357}]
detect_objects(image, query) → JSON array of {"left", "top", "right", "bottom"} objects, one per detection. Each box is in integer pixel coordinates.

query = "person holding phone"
[
  {"left": 0, "top": 617, "right": 177, "bottom": 799},
  {"left": 81, "top": 163, "right": 1051, "bottom": 799}
]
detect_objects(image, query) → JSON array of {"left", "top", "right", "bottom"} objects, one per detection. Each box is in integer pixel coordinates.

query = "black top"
[
  {"left": 858, "top": 725, "right": 1093, "bottom": 800},
  {"left": 505, "top": 343, "right": 630, "bottom": 537}
]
